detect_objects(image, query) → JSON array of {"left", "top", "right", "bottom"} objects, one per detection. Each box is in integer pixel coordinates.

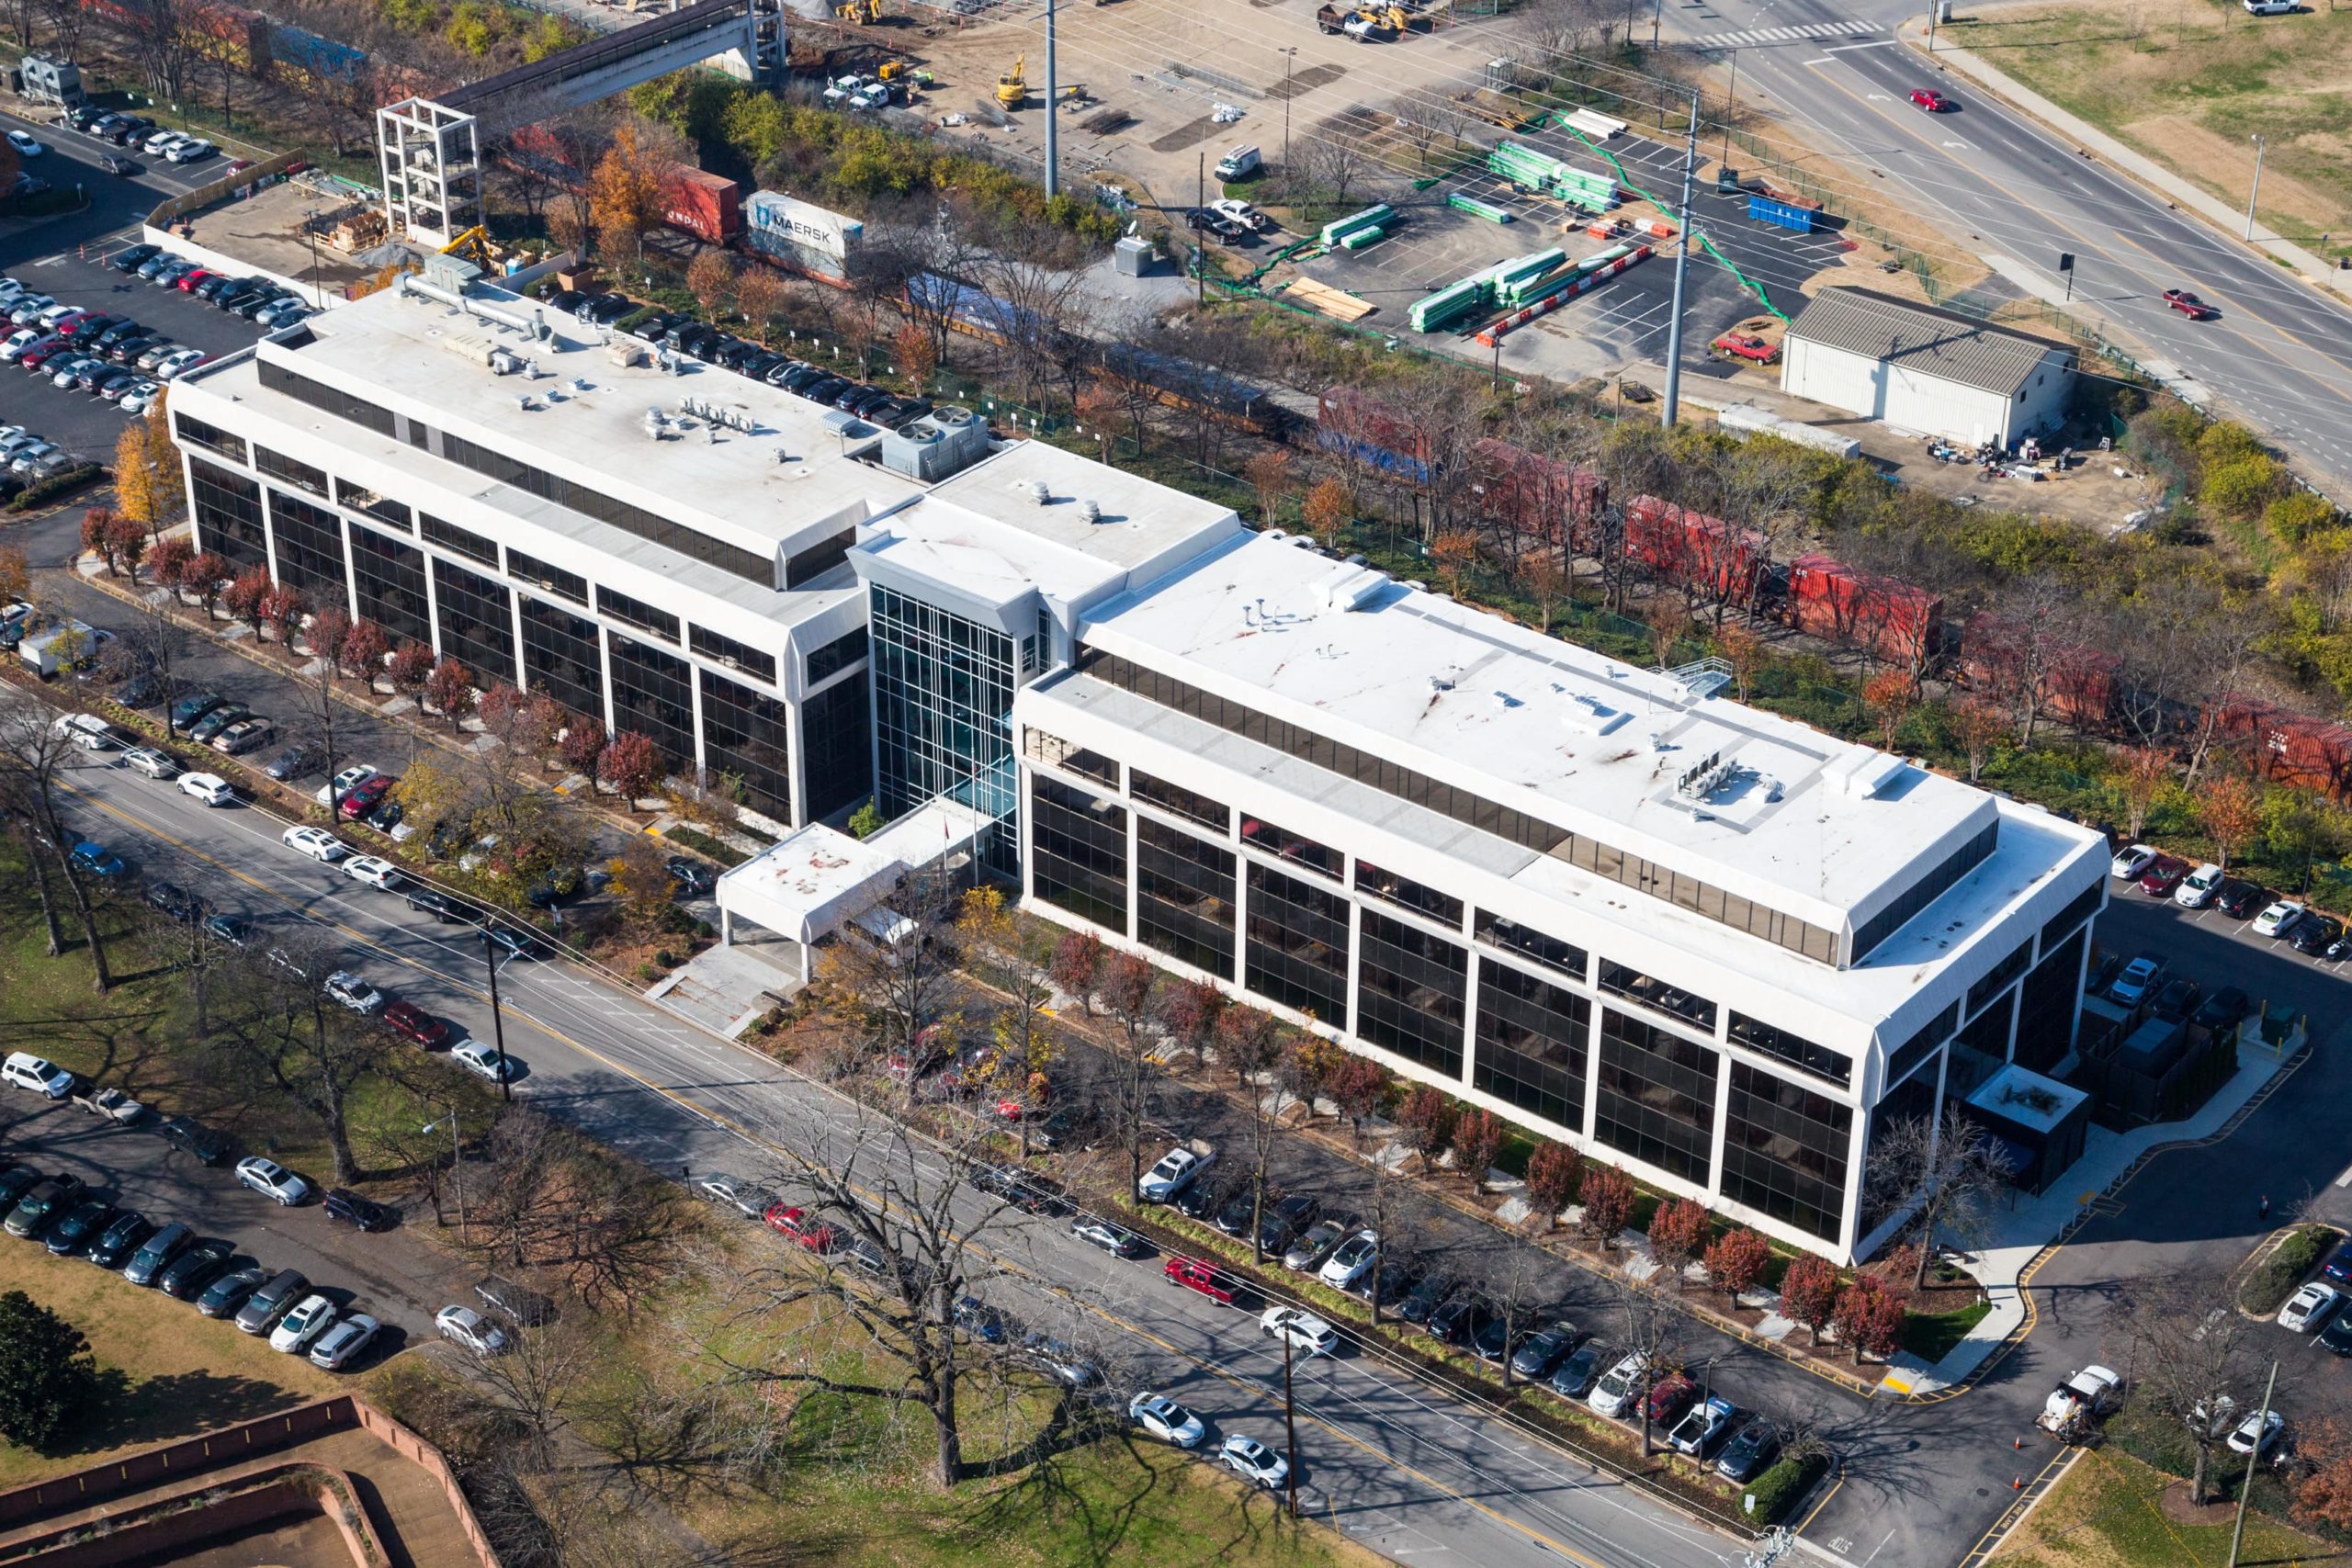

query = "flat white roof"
[
  {"left": 247, "top": 282, "right": 923, "bottom": 555},
  {"left": 1966, "top": 1062, "right": 2087, "bottom": 1135},
  {"left": 716, "top": 822, "right": 904, "bottom": 945},
  {"left": 1077, "top": 531, "right": 2009, "bottom": 931},
  {"left": 857, "top": 441, "right": 1244, "bottom": 611}
]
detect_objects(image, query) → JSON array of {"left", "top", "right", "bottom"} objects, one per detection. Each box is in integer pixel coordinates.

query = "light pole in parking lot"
[
  {"left": 482, "top": 929, "right": 512, "bottom": 1103},
  {"left": 1282, "top": 1327, "right": 1300, "bottom": 1517},
  {"left": 2245, "top": 134, "right": 2266, "bottom": 243}
]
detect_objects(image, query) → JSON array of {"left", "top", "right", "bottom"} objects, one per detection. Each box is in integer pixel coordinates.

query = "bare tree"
[
  {"left": 1218, "top": 1007, "right": 1288, "bottom": 1265},
  {"left": 1613, "top": 1280, "right": 1689, "bottom": 1456},
  {"left": 1485, "top": 1244, "right": 1556, "bottom": 1393},
  {"left": 215, "top": 928, "right": 390, "bottom": 1182},
  {"left": 955, "top": 887, "right": 1060, "bottom": 1158},
  {"left": 2120, "top": 1272, "right": 2263, "bottom": 1505},
  {"left": 469, "top": 1311, "right": 602, "bottom": 1473},
  {"left": 813, "top": 863, "right": 962, "bottom": 1101},
  {"left": 1862, "top": 1106, "right": 2015, "bottom": 1292},
  {"left": 1098, "top": 953, "right": 1160, "bottom": 1204},
  {"left": 0, "top": 705, "right": 115, "bottom": 988}
]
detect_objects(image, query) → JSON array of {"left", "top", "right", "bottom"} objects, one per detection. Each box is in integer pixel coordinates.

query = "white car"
[
  {"left": 119, "top": 381, "right": 159, "bottom": 415},
  {"left": 451, "top": 1038, "right": 518, "bottom": 1084},
  {"left": 1261, "top": 1305, "right": 1341, "bottom": 1358},
  {"left": 2108, "top": 956, "right": 2163, "bottom": 1006},
  {"left": 7, "top": 130, "right": 45, "bottom": 158},
  {"left": 1589, "top": 1351, "right": 1653, "bottom": 1420},
  {"left": 281, "top": 825, "right": 347, "bottom": 863},
  {"left": 177, "top": 772, "right": 234, "bottom": 807},
  {"left": 164, "top": 138, "right": 214, "bottom": 164},
  {"left": 1127, "top": 1391, "right": 1205, "bottom": 1449},
  {"left": 2109, "top": 843, "right": 2156, "bottom": 881},
  {"left": 308, "top": 1313, "right": 379, "bottom": 1371},
  {"left": 2, "top": 1050, "right": 75, "bottom": 1098},
  {"left": 1136, "top": 1144, "right": 1211, "bottom": 1203},
  {"left": 343, "top": 855, "right": 400, "bottom": 889},
  {"left": 2176, "top": 863, "right": 2225, "bottom": 909},
  {"left": 235, "top": 1156, "right": 312, "bottom": 1206},
  {"left": 317, "top": 764, "right": 377, "bottom": 805},
  {"left": 1218, "top": 1433, "right": 1289, "bottom": 1489},
  {"left": 324, "top": 971, "right": 383, "bottom": 1014},
  {"left": 269, "top": 1293, "right": 338, "bottom": 1353},
  {"left": 122, "top": 746, "right": 178, "bottom": 779},
  {"left": 1317, "top": 1229, "right": 1379, "bottom": 1291},
  {"left": 154, "top": 348, "right": 207, "bottom": 379},
  {"left": 2280, "top": 1280, "right": 2342, "bottom": 1333},
  {"left": 2255, "top": 900, "right": 2305, "bottom": 938},
  {"left": 0, "top": 329, "right": 36, "bottom": 361},
  {"left": 2229, "top": 1408, "right": 2286, "bottom": 1456},
  {"left": 436, "top": 1303, "right": 508, "bottom": 1355}
]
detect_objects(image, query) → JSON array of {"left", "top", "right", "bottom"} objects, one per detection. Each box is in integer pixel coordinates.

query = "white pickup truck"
[{"left": 2038, "top": 1365, "right": 2122, "bottom": 1440}]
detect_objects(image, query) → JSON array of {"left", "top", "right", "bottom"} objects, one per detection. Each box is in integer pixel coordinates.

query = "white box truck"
[{"left": 1214, "top": 145, "right": 1261, "bottom": 181}]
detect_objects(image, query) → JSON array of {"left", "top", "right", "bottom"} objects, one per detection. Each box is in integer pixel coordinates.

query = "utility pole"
[
  {"left": 2245, "top": 133, "right": 2266, "bottom": 242},
  {"left": 1283, "top": 1327, "right": 1301, "bottom": 1518},
  {"left": 1662, "top": 88, "right": 1699, "bottom": 429},
  {"left": 1195, "top": 152, "right": 1206, "bottom": 307},
  {"left": 1044, "top": 0, "right": 1059, "bottom": 199},
  {"left": 425, "top": 1105, "right": 468, "bottom": 1242},
  {"left": 2228, "top": 1359, "right": 2278, "bottom": 1568},
  {"left": 483, "top": 929, "right": 512, "bottom": 1103},
  {"left": 1927, "top": 0, "right": 1937, "bottom": 51},
  {"left": 1281, "top": 48, "right": 1296, "bottom": 175},
  {"left": 1721, "top": 51, "right": 1740, "bottom": 168},
  {"left": 1652, "top": 0, "right": 1663, "bottom": 48}
]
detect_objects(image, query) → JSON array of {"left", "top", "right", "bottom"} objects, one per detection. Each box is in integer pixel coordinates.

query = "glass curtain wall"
[{"left": 870, "top": 583, "right": 1018, "bottom": 833}]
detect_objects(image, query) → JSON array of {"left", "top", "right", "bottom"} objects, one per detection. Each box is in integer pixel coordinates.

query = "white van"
[{"left": 1214, "top": 144, "right": 1261, "bottom": 181}]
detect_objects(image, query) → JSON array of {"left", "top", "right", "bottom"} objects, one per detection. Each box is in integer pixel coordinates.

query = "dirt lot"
[{"left": 1942, "top": 0, "right": 2352, "bottom": 259}]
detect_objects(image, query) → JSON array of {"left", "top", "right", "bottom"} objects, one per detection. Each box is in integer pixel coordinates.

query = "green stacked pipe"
[
  {"left": 1448, "top": 193, "right": 1514, "bottom": 223},
  {"left": 1494, "top": 248, "right": 1564, "bottom": 291},
  {"left": 1409, "top": 276, "right": 1491, "bottom": 333},
  {"left": 1339, "top": 225, "right": 1385, "bottom": 250},
  {"left": 1319, "top": 203, "right": 1396, "bottom": 247}
]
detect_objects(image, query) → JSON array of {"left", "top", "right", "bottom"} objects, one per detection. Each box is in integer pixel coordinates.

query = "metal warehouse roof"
[{"left": 1784, "top": 288, "right": 2073, "bottom": 397}]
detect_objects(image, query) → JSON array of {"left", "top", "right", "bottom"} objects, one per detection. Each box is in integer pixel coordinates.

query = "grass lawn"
[
  {"left": 0, "top": 1240, "right": 342, "bottom": 1490},
  {"left": 1995, "top": 1447, "right": 2346, "bottom": 1566},
  {"left": 1947, "top": 0, "right": 2352, "bottom": 259},
  {"left": 1902, "top": 1297, "right": 1991, "bottom": 1362}
]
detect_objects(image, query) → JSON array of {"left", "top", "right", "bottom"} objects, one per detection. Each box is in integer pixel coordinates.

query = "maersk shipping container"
[{"left": 742, "top": 191, "right": 863, "bottom": 288}]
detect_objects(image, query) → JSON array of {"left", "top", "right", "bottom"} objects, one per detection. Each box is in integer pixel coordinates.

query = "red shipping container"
[
  {"left": 1785, "top": 553, "right": 1943, "bottom": 664},
  {"left": 2207, "top": 695, "right": 2352, "bottom": 799},
  {"left": 1962, "top": 615, "right": 2117, "bottom": 730},
  {"left": 662, "top": 167, "right": 743, "bottom": 246},
  {"left": 1466, "top": 438, "right": 1606, "bottom": 553},
  {"left": 1626, "top": 494, "right": 1765, "bottom": 602}
]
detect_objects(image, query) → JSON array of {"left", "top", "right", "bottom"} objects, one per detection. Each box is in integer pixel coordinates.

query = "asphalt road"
[
  {"left": 10, "top": 703, "right": 1757, "bottom": 1568},
  {"left": 1657, "top": 0, "right": 2352, "bottom": 494}
]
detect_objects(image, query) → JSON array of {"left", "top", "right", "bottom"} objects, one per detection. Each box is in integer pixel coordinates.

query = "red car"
[
  {"left": 2138, "top": 854, "right": 2190, "bottom": 897},
  {"left": 1908, "top": 88, "right": 1950, "bottom": 112},
  {"left": 1645, "top": 1372, "right": 1698, "bottom": 1427},
  {"left": 338, "top": 773, "right": 395, "bottom": 820},
  {"left": 2163, "top": 288, "right": 2216, "bottom": 321},
  {"left": 175, "top": 267, "right": 213, "bottom": 292},
  {"left": 1164, "top": 1255, "right": 1239, "bottom": 1305},
  {"left": 763, "top": 1203, "right": 838, "bottom": 1252},
  {"left": 380, "top": 1000, "right": 450, "bottom": 1049}
]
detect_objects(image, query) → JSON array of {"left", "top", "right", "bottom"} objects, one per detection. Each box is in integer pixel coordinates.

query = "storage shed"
[{"left": 1779, "top": 288, "right": 2075, "bottom": 448}]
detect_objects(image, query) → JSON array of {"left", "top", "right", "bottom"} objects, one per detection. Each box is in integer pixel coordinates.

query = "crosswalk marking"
[{"left": 1690, "top": 19, "right": 1883, "bottom": 46}]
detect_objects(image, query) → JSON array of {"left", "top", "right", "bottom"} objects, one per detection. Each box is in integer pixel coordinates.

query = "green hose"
[{"left": 1557, "top": 121, "right": 1788, "bottom": 322}]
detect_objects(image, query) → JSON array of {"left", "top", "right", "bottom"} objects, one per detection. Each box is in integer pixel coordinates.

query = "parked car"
[
  {"left": 86, "top": 1211, "right": 153, "bottom": 1269},
  {"left": 235, "top": 1268, "right": 309, "bottom": 1333},
  {"left": 2292, "top": 915, "right": 2345, "bottom": 956},
  {"left": 2108, "top": 954, "right": 2165, "bottom": 1006},
  {"left": 1644, "top": 1372, "right": 1699, "bottom": 1429},
  {"left": 1128, "top": 1391, "right": 1205, "bottom": 1448},
  {"left": 43, "top": 1200, "right": 117, "bottom": 1258},
  {"left": 5, "top": 1175, "right": 88, "bottom": 1238},
  {"left": 1716, "top": 1418, "right": 1783, "bottom": 1482},
  {"left": 2255, "top": 899, "right": 2305, "bottom": 938},
  {"left": 2217, "top": 880, "right": 2265, "bottom": 919},
  {"left": 2194, "top": 987, "right": 2251, "bottom": 1032},
  {"left": 1283, "top": 1218, "right": 1348, "bottom": 1272},
  {"left": 2177, "top": 863, "right": 2226, "bottom": 908},
  {"left": 2110, "top": 843, "right": 2156, "bottom": 880},
  {"left": 338, "top": 774, "right": 395, "bottom": 820},
  {"left": 214, "top": 718, "right": 275, "bottom": 756},
  {"left": 1669, "top": 1394, "right": 1737, "bottom": 1457},
  {"left": 186, "top": 703, "right": 248, "bottom": 743},
  {"left": 264, "top": 743, "right": 318, "bottom": 781},
  {"left": 1548, "top": 1342, "right": 1607, "bottom": 1399},
  {"left": 67, "top": 840, "right": 126, "bottom": 878},
  {"left": 324, "top": 1189, "right": 391, "bottom": 1231},
  {"left": 236, "top": 1156, "right": 311, "bottom": 1206},
  {"left": 381, "top": 1000, "right": 451, "bottom": 1048},
  {"left": 451, "top": 1038, "right": 520, "bottom": 1083},
  {"left": 158, "top": 1238, "right": 236, "bottom": 1300},
  {"left": 2229, "top": 1409, "right": 2286, "bottom": 1457},
  {"left": 1136, "top": 1144, "right": 1212, "bottom": 1203},
  {"left": 2151, "top": 977, "right": 2203, "bottom": 1023},
  {"left": 309, "top": 1313, "right": 379, "bottom": 1370},
  {"left": 160, "top": 1115, "right": 232, "bottom": 1165},
  {"left": 270, "top": 1293, "right": 339, "bottom": 1353},
  {"left": 324, "top": 971, "right": 384, "bottom": 1014},
  {"left": 3, "top": 1051, "right": 75, "bottom": 1098},
  {"left": 1510, "top": 1320, "right": 1579, "bottom": 1381},
  {"left": 122, "top": 1220, "right": 195, "bottom": 1286},
  {"left": 2283, "top": 1281, "right": 2344, "bottom": 1332},
  {"left": 1261, "top": 1305, "right": 1341, "bottom": 1358},
  {"left": 1218, "top": 1434, "right": 1289, "bottom": 1489},
  {"left": 1396, "top": 1271, "right": 1455, "bottom": 1328},
  {"left": 1589, "top": 1352, "right": 1653, "bottom": 1419},
  {"left": 142, "top": 880, "right": 200, "bottom": 922},
  {"left": 2137, "top": 855, "right": 2189, "bottom": 897},
  {"left": 1318, "top": 1230, "right": 1379, "bottom": 1291},
  {"left": 763, "top": 1203, "right": 838, "bottom": 1252}
]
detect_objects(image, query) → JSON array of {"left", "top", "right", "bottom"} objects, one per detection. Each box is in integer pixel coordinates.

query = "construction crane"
[
  {"left": 441, "top": 225, "right": 495, "bottom": 272},
  {"left": 835, "top": 0, "right": 878, "bottom": 20},
  {"left": 995, "top": 51, "right": 1026, "bottom": 108}
]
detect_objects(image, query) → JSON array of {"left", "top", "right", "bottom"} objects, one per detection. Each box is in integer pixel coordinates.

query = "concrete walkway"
[
  {"left": 1879, "top": 1022, "right": 2303, "bottom": 1398},
  {"left": 645, "top": 934, "right": 805, "bottom": 1038},
  {"left": 1900, "top": 18, "right": 2352, "bottom": 308}
]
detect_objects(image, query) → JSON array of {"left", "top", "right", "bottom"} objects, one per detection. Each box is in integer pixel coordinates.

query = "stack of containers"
[{"left": 1320, "top": 203, "right": 1396, "bottom": 247}]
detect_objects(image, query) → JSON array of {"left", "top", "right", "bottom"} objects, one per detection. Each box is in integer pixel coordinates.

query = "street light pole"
[
  {"left": 425, "top": 1105, "right": 469, "bottom": 1243},
  {"left": 1281, "top": 49, "right": 1296, "bottom": 175},
  {"left": 1283, "top": 1327, "right": 1300, "bottom": 1519},
  {"left": 1663, "top": 89, "right": 1700, "bottom": 430},
  {"left": 1721, "top": 51, "right": 1740, "bottom": 168},
  {"left": 483, "top": 929, "right": 512, "bottom": 1103},
  {"left": 1652, "top": 0, "right": 1663, "bottom": 48},
  {"left": 2228, "top": 1358, "right": 2278, "bottom": 1568},
  {"left": 1044, "top": 0, "right": 1059, "bottom": 199},
  {"left": 2245, "top": 133, "right": 2266, "bottom": 243}
]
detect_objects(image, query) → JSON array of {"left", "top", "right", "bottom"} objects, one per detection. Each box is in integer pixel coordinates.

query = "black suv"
[
  {"left": 324, "top": 1189, "right": 391, "bottom": 1232},
  {"left": 45, "top": 1200, "right": 117, "bottom": 1258},
  {"left": 159, "top": 1116, "right": 232, "bottom": 1166},
  {"left": 86, "top": 1211, "right": 153, "bottom": 1269}
]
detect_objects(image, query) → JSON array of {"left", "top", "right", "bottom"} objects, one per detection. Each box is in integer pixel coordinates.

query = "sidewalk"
[
  {"left": 1880, "top": 1021, "right": 2307, "bottom": 1399},
  {"left": 1898, "top": 18, "right": 2352, "bottom": 308}
]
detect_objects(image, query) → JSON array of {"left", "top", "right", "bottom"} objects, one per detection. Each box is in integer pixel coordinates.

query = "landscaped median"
[{"left": 2236, "top": 1223, "right": 2340, "bottom": 1318}]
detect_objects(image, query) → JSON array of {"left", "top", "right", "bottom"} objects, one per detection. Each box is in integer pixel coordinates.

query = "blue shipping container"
[{"left": 1747, "top": 195, "right": 1815, "bottom": 234}]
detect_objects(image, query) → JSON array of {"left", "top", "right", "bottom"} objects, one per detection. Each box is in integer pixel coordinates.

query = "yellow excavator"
[
  {"left": 995, "top": 52, "right": 1026, "bottom": 108},
  {"left": 835, "top": 0, "right": 878, "bottom": 20},
  {"left": 441, "top": 224, "right": 495, "bottom": 272}
]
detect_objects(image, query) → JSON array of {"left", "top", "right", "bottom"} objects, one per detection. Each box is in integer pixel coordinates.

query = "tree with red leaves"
[
  {"left": 183, "top": 550, "right": 230, "bottom": 617},
  {"left": 2294, "top": 1417, "right": 2352, "bottom": 1532},
  {"left": 386, "top": 642, "right": 434, "bottom": 701},
  {"left": 1781, "top": 1255, "right": 1842, "bottom": 1347},
  {"left": 148, "top": 536, "right": 194, "bottom": 597},
  {"left": 558, "top": 713, "right": 605, "bottom": 780},
  {"left": 1648, "top": 1198, "right": 1711, "bottom": 1292},
  {"left": 222, "top": 567, "right": 271, "bottom": 634},
  {"left": 1703, "top": 1227, "right": 1773, "bottom": 1303},
  {"left": 1396, "top": 1084, "right": 1458, "bottom": 1165},
  {"left": 1833, "top": 1278, "right": 1908, "bottom": 1362},
  {"left": 340, "top": 620, "right": 389, "bottom": 685},
  {"left": 1578, "top": 1166, "right": 1638, "bottom": 1251},
  {"left": 1526, "top": 1141, "right": 1583, "bottom": 1230},
  {"left": 422, "top": 657, "right": 475, "bottom": 728},
  {"left": 103, "top": 514, "right": 148, "bottom": 582},
  {"left": 1453, "top": 1107, "right": 1506, "bottom": 1185},
  {"left": 600, "top": 730, "right": 664, "bottom": 806},
  {"left": 518, "top": 694, "right": 567, "bottom": 760},
  {"left": 1094, "top": 951, "right": 1159, "bottom": 1201},
  {"left": 260, "top": 585, "right": 306, "bottom": 645},
  {"left": 477, "top": 682, "right": 530, "bottom": 746},
  {"left": 1325, "top": 1055, "right": 1388, "bottom": 1148},
  {"left": 79, "top": 507, "right": 120, "bottom": 575},
  {"left": 309, "top": 605, "right": 352, "bottom": 674},
  {"left": 1047, "top": 930, "right": 1105, "bottom": 1015},
  {"left": 1155, "top": 978, "right": 1226, "bottom": 1060}
]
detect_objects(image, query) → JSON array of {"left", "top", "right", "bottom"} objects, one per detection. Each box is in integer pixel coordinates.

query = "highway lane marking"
[{"left": 51, "top": 761, "right": 1694, "bottom": 1565}]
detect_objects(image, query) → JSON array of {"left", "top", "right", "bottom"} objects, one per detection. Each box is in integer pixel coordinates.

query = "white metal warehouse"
[{"left": 1779, "top": 288, "right": 2076, "bottom": 448}]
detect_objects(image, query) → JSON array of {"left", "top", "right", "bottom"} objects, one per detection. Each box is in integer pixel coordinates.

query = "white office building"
[
  {"left": 171, "top": 269, "right": 2106, "bottom": 1262},
  {"left": 1012, "top": 533, "right": 2108, "bottom": 1260}
]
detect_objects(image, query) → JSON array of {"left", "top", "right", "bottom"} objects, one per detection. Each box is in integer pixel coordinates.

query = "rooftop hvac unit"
[
  {"left": 439, "top": 332, "right": 497, "bottom": 368},
  {"left": 876, "top": 405, "right": 991, "bottom": 482},
  {"left": 607, "top": 340, "right": 646, "bottom": 368}
]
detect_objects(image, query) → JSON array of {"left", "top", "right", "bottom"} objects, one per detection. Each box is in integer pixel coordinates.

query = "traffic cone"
[{"left": 2013, "top": 1476, "right": 2024, "bottom": 1490}]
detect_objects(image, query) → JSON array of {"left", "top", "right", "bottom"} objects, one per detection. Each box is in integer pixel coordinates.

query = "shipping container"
[
  {"left": 1465, "top": 439, "right": 1605, "bottom": 552},
  {"left": 1317, "top": 386, "right": 1436, "bottom": 483},
  {"left": 2207, "top": 695, "right": 2352, "bottom": 800},
  {"left": 1784, "top": 554, "right": 1943, "bottom": 663},
  {"left": 742, "top": 190, "right": 862, "bottom": 286},
  {"left": 1961, "top": 615, "right": 2117, "bottom": 729},
  {"left": 1625, "top": 495, "right": 1767, "bottom": 604},
  {"left": 662, "top": 167, "right": 742, "bottom": 246}
]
